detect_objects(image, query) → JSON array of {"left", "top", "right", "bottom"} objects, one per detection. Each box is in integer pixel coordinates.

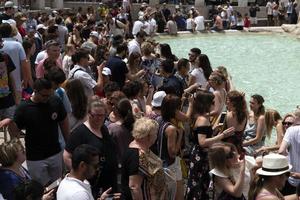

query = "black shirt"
[
  {"left": 106, "top": 56, "right": 128, "bottom": 89},
  {"left": 249, "top": 7, "right": 260, "bottom": 17},
  {"left": 14, "top": 95, "right": 67, "bottom": 160},
  {"left": 121, "top": 148, "right": 139, "bottom": 200},
  {"left": 65, "top": 123, "right": 118, "bottom": 194},
  {"left": 159, "top": 75, "right": 184, "bottom": 97},
  {"left": 0, "top": 13, "right": 11, "bottom": 24},
  {"left": 0, "top": 53, "right": 15, "bottom": 109}
]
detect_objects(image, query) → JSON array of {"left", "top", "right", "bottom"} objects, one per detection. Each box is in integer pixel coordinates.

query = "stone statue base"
[{"left": 281, "top": 22, "right": 300, "bottom": 36}]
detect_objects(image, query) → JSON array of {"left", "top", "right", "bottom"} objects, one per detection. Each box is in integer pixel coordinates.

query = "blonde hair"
[
  {"left": 87, "top": 96, "right": 106, "bottom": 113},
  {"left": 132, "top": 117, "right": 159, "bottom": 139},
  {"left": 265, "top": 109, "right": 282, "bottom": 138},
  {"left": 0, "top": 138, "right": 24, "bottom": 167},
  {"left": 141, "top": 42, "right": 153, "bottom": 56}
]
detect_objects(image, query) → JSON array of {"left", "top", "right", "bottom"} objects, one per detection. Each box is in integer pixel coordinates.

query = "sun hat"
[
  {"left": 256, "top": 154, "right": 292, "bottom": 176},
  {"left": 102, "top": 67, "right": 111, "bottom": 76},
  {"left": 4, "top": 1, "right": 17, "bottom": 8},
  {"left": 151, "top": 91, "right": 166, "bottom": 107},
  {"left": 2, "top": 19, "right": 16, "bottom": 26}
]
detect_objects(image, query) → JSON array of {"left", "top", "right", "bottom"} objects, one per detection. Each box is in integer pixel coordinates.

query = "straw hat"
[{"left": 256, "top": 154, "right": 292, "bottom": 176}]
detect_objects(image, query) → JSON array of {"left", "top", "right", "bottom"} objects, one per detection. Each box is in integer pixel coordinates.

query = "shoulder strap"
[
  {"left": 158, "top": 121, "right": 171, "bottom": 158},
  {"left": 70, "top": 68, "right": 84, "bottom": 79}
]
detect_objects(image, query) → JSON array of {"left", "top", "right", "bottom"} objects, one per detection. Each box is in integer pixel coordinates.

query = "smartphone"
[
  {"left": 218, "top": 112, "right": 227, "bottom": 126},
  {"left": 45, "top": 178, "right": 62, "bottom": 193}
]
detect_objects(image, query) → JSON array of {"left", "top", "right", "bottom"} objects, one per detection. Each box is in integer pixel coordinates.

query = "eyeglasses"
[
  {"left": 89, "top": 112, "right": 105, "bottom": 118},
  {"left": 226, "top": 150, "right": 236, "bottom": 159},
  {"left": 282, "top": 122, "right": 293, "bottom": 126}
]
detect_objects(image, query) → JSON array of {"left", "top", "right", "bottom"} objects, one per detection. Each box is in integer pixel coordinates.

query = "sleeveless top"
[
  {"left": 255, "top": 190, "right": 284, "bottom": 200},
  {"left": 243, "top": 122, "right": 266, "bottom": 155}
]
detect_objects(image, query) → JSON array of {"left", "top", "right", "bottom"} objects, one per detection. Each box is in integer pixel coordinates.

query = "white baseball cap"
[
  {"left": 102, "top": 67, "right": 111, "bottom": 76},
  {"left": 4, "top": 1, "right": 17, "bottom": 9},
  {"left": 36, "top": 24, "right": 48, "bottom": 30},
  {"left": 151, "top": 91, "right": 166, "bottom": 107},
  {"left": 90, "top": 31, "right": 99, "bottom": 39}
]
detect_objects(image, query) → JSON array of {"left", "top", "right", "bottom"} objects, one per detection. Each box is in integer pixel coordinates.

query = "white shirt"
[
  {"left": 283, "top": 125, "right": 300, "bottom": 186},
  {"left": 194, "top": 16, "right": 205, "bottom": 31},
  {"left": 68, "top": 65, "right": 97, "bottom": 98},
  {"left": 57, "top": 24, "right": 69, "bottom": 50},
  {"left": 132, "top": 20, "right": 144, "bottom": 36},
  {"left": 266, "top": 1, "right": 273, "bottom": 15},
  {"left": 143, "top": 21, "right": 150, "bottom": 35},
  {"left": 35, "top": 50, "right": 47, "bottom": 65},
  {"left": 186, "top": 18, "right": 194, "bottom": 30},
  {"left": 128, "top": 39, "right": 141, "bottom": 55},
  {"left": 56, "top": 174, "right": 94, "bottom": 200},
  {"left": 190, "top": 67, "right": 207, "bottom": 87}
]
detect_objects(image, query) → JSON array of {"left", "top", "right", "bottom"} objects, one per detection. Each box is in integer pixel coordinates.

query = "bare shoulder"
[{"left": 195, "top": 116, "right": 210, "bottom": 127}]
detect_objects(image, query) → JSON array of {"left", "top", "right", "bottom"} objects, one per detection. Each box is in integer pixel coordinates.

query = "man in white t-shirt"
[
  {"left": 127, "top": 30, "right": 146, "bottom": 55},
  {"left": 132, "top": 16, "right": 146, "bottom": 36},
  {"left": 194, "top": 13, "right": 205, "bottom": 31},
  {"left": 57, "top": 144, "right": 115, "bottom": 200},
  {"left": 279, "top": 109, "right": 300, "bottom": 195},
  {"left": 266, "top": 0, "right": 274, "bottom": 25}
]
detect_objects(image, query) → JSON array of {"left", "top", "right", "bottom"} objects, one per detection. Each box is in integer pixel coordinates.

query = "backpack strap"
[
  {"left": 158, "top": 121, "right": 171, "bottom": 158},
  {"left": 70, "top": 68, "right": 84, "bottom": 79}
]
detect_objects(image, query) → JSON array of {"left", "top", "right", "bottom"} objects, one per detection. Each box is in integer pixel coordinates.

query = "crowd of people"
[{"left": 0, "top": 0, "right": 300, "bottom": 199}]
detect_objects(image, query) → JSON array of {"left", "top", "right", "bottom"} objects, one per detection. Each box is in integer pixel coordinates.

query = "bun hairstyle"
[{"left": 210, "top": 70, "right": 226, "bottom": 86}]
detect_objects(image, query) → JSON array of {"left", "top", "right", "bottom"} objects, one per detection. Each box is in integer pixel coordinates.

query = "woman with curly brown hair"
[{"left": 223, "top": 90, "right": 248, "bottom": 155}]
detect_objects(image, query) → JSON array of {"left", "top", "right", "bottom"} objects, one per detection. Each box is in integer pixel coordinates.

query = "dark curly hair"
[
  {"left": 227, "top": 90, "right": 247, "bottom": 124},
  {"left": 161, "top": 94, "right": 181, "bottom": 122},
  {"left": 193, "top": 90, "right": 215, "bottom": 116}
]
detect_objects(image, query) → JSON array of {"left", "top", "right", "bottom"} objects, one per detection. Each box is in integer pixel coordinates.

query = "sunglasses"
[{"left": 282, "top": 121, "right": 293, "bottom": 126}]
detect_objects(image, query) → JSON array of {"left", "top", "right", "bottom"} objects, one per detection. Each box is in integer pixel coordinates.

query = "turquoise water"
[{"left": 157, "top": 33, "right": 300, "bottom": 115}]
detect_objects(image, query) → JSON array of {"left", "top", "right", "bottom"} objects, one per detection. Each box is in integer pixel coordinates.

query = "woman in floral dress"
[{"left": 186, "top": 90, "right": 235, "bottom": 199}]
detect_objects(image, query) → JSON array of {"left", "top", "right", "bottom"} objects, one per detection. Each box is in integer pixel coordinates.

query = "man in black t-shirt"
[
  {"left": 13, "top": 78, "right": 69, "bottom": 186},
  {"left": 106, "top": 43, "right": 129, "bottom": 89}
]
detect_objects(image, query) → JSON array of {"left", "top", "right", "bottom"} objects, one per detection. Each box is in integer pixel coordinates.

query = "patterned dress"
[{"left": 186, "top": 126, "right": 213, "bottom": 200}]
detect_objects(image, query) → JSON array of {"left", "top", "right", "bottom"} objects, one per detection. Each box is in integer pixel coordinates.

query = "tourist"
[
  {"left": 281, "top": 113, "right": 296, "bottom": 133},
  {"left": 55, "top": 16, "right": 68, "bottom": 51},
  {"left": 0, "top": 23, "right": 32, "bottom": 103},
  {"left": 65, "top": 79, "right": 88, "bottom": 132},
  {"left": 132, "top": 16, "right": 146, "bottom": 37},
  {"left": 248, "top": 154, "right": 296, "bottom": 200},
  {"left": 166, "top": 15, "right": 178, "bottom": 35},
  {"left": 194, "top": 12, "right": 205, "bottom": 32},
  {"left": 63, "top": 97, "right": 118, "bottom": 197},
  {"left": 58, "top": 144, "right": 118, "bottom": 200},
  {"left": 186, "top": 90, "right": 235, "bottom": 199},
  {"left": 67, "top": 23, "right": 84, "bottom": 49},
  {"left": 157, "top": 94, "right": 185, "bottom": 200},
  {"left": 209, "top": 142, "right": 248, "bottom": 199},
  {"left": 266, "top": 0, "right": 274, "bottom": 26},
  {"left": 186, "top": 14, "right": 195, "bottom": 32},
  {"left": 13, "top": 78, "right": 69, "bottom": 186},
  {"left": 249, "top": 3, "right": 260, "bottom": 26},
  {"left": 188, "top": 47, "right": 201, "bottom": 72},
  {"left": 189, "top": 54, "right": 212, "bottom": 89},
  {"left": 127, "top": 52, "right": 146, "bottom": 81},
  {"left": 159, "top": 43, "right": 178, "bottom": 62},
  {"left": 108, "top": 98, "right": 134, "bottom": 164},
  {"left": 68, "top": 48, "right": 101, "bottom": 98},
  {"left": 62, "top": 44, "right": 75, "bottom": 77},
  {"left": 243, "top": 94, "right": 266, "bottom": 156},
  {"left": 145, "top": 90, "right": 166, "bottom": 119},
  {"left": 36, "top": 40, "right": 62, "bottom": 78},
  {"left": 208, "top": 71, "right": 227, "bottom": 119},
  {"left": 128, "top": 30, "right": 147, "bottom": 56},
  {"left": 216, "top": 66, "right": 234, "bottom": 92},
  {"left": 121, "top": 117, "right": 167, "bottom": 199},
  {"left": 0, "top": 1, "right": 15, "bottom": 23},
  {"left": 106, "top": 13, "right": 127, "bottom": 37},
  {"left": 256, "top": 109, "right": 283, "bottom": 154},
  {"left": 278, "top": 109, "right": 300, "bottom": 195},
  {"left": 159, "top": 59, "right": 184, "bottom": 97},
  {"left": 223, "top": 90, "right": 248, "bottom": 155},
  {"left": 244, "top": 13, "right": 251, "bottom": 28},
  {"left": 81, "top": 31, "right": 99, "bottom": 57},
  {"left": 0, "top": 35, "right": 17, "bottom": 137},
  {"left": 0, "top": 139, "right": 31, "bottom": 200}
]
